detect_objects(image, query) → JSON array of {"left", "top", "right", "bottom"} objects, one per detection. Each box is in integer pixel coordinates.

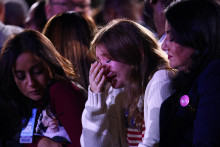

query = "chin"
[
  {"left": 170, "top": 63, "right": 177, "bottom": 69},
  {"left": 29, "top": 95, "right": 43, "bottom": 101},
  {"left": 111, "top": 83, "right": 124, "bottom": 89}
]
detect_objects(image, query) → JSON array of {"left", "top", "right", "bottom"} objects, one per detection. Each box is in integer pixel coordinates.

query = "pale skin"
[
  {"left": 38, "top": 137, "right": 63, "bottom": 147},
  {"left": 13, "top": 52, "right": 50, "bottom": 101},
  {"left": 42, "top": 110, "right": 59, "bottom": 133},
  {"left": 90, "top": 44, "right": 131, "bottom": 93},
  {"left": 89, "top": 61, "right": 106, "bottom": 93}
]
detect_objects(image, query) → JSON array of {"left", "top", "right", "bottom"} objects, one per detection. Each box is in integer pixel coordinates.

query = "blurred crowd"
[{"left": 0, "top": 0, "right": 220, "bottom": 147}]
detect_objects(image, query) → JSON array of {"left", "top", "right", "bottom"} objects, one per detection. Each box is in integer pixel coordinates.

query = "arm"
[
  {"left": 80, "top": 61, "right": 125, "bottom": 147},
  {"left": 49, "top": 81, "right": 86, "bottom": 147},
  {"left": 193, "top": 61, "right": 220, "bottom": 146},
  {"left": 37, "top": 137, "right": 63, "bottom": 147},
  {"left": 139, "top": 70, "right": 173, "bottom": 147},
  {"left": 81, "top": 86, "right": 124, "bottom": 147}
]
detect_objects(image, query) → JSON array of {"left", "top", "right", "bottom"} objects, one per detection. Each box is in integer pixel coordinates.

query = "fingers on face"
[
  {"left": 89, "top": 61, "right": 98, "bottom": 75},
  {"left": 89, "top": 62, "right": 98, "bottom": 82},
  {"left": 95, "top": 68, "right": 104, "bottom": 84},
  {"left": 90, "top": 61, "right": 102, "bottom": 80},
  {"left": 98, "top": 75, "right": 105, "bottom": 87}
]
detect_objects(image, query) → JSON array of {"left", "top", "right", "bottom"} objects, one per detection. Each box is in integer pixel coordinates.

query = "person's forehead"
[
  {"left": 71, "top": 0, "right": 90, "bottom": 4},
  {"left": 51, "top": 0, "right": 69, "bottom": 3},
  {"left": 51, "top": 0, "right": 90, "bottom": 4}
]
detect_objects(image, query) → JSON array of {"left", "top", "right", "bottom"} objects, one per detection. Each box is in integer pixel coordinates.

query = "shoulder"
[
  {"left": 144, "top": 70, "right": 174, "bottom": 102},
  {"left": 0, "top": 22, "right": 23, "bottom": 47},
  {"left": 49, "top": 80, "right": 77, "bottom": 91},
  {"left": 198, "top": 59, "right": 220, "bottom": 84},
  {"left": 197, "top": 59, "right": 220, "bottom": 92},
  {"left": 49, "top": 80, "right": 87, "bottom": 100},
  {"left": 149, "top": 69, "right": 174, "bottom": 85},
  {"left": 1, "top": 24, "right": 23, "bottom": 35},
  {"left": 200, "top": 59, "right": 220, "bottom": 76},
  {"left": 49, "top": 80, "right": 85, "bottom": 92}
]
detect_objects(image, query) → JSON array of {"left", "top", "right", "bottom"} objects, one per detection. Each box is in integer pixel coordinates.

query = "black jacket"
[{"left": 159, "top": 59, "right": 220, "bottom": 147}]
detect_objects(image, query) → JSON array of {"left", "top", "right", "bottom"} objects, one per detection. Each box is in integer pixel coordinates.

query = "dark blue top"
[{"left": 159, "top": 59, "right": 220, "bottom": 147}]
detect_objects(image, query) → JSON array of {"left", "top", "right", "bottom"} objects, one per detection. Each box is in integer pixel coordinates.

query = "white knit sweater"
[{"left": 80, "top": 70, "right": 173, "bottom": 147}]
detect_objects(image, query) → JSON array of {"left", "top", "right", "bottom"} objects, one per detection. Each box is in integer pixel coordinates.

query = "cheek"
[
  {"left": 120, "top": 65, "right": 131, "bottom": 77},
  {"left": 14, "top": 78, "right": 26, "bottom": 93},
  {"left": 171, "top": 45, "right": 184, "bottom": 61},
  {"left": 171, "top": 45, "right": 195, "bottom": 69},
  {"left": 38, "top": 76, "right": 49, "bottom": 87},
  {"left": 42, "top": 119, "right": 47, "bottom": 126},
  {"left": 110, "top": 63, "right": 120, "bottom": 72},
  {"left": 124, "top": 68, "right": 131, "bottom": 79},
  {"left": 175, "top": 48, "right": 192, "bottom": 63},
  {"left": 39, "top": 72, "right": 51, "bottom": 86}
]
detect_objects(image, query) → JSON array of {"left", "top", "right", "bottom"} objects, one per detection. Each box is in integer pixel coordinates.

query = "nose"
[
  {"left": 100, "top": 62, "right": 110, "bottom": 74},
  {"left": 161, "top": 35, "right": 169, "bottom": 52},
  {"left": 98, "top": 61, "right": 107, "bottom": 70},
  {"left": 27, "top": 74, "right": 35, "bottom": 86},
  {"left": 100, "top": 61, "right": 108, "bottom": 68}
]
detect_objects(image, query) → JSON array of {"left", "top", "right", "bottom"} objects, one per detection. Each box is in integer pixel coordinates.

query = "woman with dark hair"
[
  {"left": 0, "top": 29, "right": 86, "bottom": 147},
  {"left": 160, "top": 0, "right": 220, "bottom": 146},
  {"left": 81, "top": 19, "right": 175, "bottom": 147},
  {"left": 42, "top": 11, "right": 96, "bottom": 90}
]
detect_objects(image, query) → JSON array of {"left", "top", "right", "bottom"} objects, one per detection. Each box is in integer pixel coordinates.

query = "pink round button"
[{"left": 180, "top": 95, "right": 190, "bottom": 107}]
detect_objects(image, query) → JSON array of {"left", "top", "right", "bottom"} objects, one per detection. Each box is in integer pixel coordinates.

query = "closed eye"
[
  {"left": 32, "top": 67, "right": 43, "bottom": 75},
  {"left": 106, "top": 60, "right": 111, "bottom": 63},
  {"left": 14, "top": 71, "right": 25, "bottom": 81}
]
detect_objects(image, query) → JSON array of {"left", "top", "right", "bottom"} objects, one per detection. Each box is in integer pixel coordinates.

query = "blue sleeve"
[{"left": 193, "top": 60, "right": 220, "bottom": 146}]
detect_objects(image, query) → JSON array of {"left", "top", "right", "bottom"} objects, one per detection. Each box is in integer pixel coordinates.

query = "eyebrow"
[
  {"left": 13, "top": 63, "right": 42, "bottom": 73},
  {"left": 101, "top": 53, "right": 110, "bottom": 56}
]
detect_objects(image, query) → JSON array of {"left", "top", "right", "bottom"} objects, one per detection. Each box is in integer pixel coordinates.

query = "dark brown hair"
[{"left": 0, "top": 29, "right": 78, "bottom": 127}]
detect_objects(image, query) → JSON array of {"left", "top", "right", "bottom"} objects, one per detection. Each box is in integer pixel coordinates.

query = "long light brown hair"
[
  {"left": 90, "top": 19, "right": 171, "bottom": 128},
  {"left": 43, "top": 11, "right": 96, "bottom": 89}
]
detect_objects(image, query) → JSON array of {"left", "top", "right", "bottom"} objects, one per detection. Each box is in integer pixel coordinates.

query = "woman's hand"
[
  {"left": 37, "top": 137, "right": 63, "bottom": 147},
  {"left": 89, "top": 61, "right": 106, "bottom": 93}
]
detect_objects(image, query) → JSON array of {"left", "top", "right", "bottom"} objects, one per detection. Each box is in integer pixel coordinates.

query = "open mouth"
[
  {"left": 107, "top": 76, "right": 114, "bottom": 83},
  {"left": 105, "top": 71, "right": 116, "bottom": 81},
  {"left": 106, "top": 75, "right": 117, "bottom": 86},
  {"left": 168, "top": 55, "right": 173, "bottom": 59}
]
